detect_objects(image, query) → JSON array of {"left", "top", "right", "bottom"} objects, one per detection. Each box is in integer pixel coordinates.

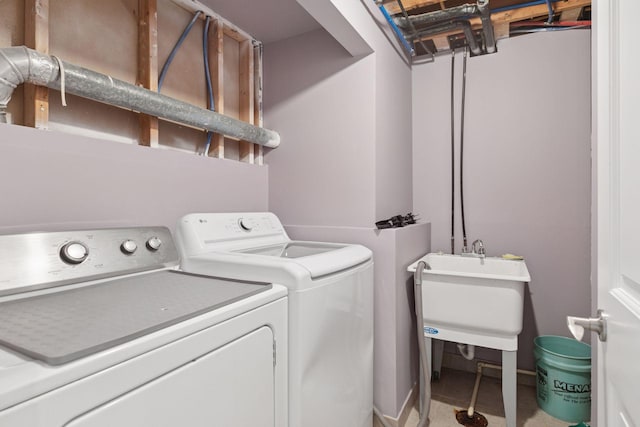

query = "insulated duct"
[
  {"left": 395, "top": 3, "right": 478, "bottom": 28},
  {"left": 395, "top": 0, "right": 496, "bottom": 54},
  {"left": 477, "top": 0, "right": 497, "bottom": 54},
  {"left": 0, "top": 46, "right": 280, "bottom": 148},
  {"left": 408, "top": 20, "right": 482, "bottom": 55}
]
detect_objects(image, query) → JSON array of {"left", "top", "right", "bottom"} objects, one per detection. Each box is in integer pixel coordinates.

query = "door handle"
[{"left": 567, "top": 309, "right": 608, "bottom": 342}]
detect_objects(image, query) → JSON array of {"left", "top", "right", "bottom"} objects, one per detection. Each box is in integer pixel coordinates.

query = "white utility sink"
[
  {"left": 408, "top": 253, "right": 531, "bottom": 351},
  {"left": 408, "top": 252, "right": 531, "bottom": 427}
]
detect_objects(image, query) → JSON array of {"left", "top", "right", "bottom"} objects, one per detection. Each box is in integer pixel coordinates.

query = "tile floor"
[{"left": 404, "top": 368, "right": 573, "bottom": 427}]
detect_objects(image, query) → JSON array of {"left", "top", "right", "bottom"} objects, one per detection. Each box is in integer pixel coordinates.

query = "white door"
[{"left": 595, "top": 1, "right": 640, "bottom": 426}]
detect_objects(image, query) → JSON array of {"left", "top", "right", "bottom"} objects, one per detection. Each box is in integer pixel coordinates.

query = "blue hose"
[
  {"left": 375, "top": 2, "right": 415, "bottom": 56},
  {"left": 158, "top": 10, "right": 202, "bottom": 91},
  {"left": 203, "top": 16, "right": 214, "bottom": 112},
  {"left": 203, "top": 15, "right": 214, "bottom": 156},
  {"left": 545, "top": 0, "right": 554, "bottom": 23}
]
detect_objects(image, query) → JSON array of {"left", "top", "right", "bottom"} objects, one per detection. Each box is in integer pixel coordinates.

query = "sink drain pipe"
[
  {"left": 457, "top": 343, "right": 476, "bottom": 360},
  {"left": 0, "top": 46, "right": 280, "bottom": 148}
]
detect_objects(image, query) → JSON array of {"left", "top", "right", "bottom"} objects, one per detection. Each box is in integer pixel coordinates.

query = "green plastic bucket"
[{"left": 534, "top": 336, "right": 591, "bottom": 422}]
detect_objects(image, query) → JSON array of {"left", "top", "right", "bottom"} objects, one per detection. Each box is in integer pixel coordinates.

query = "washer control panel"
[
  {"left": 179, "top": 212, "right": 284, "bottom": 244},
  {"left": 60, "top": 241, "right": 90, "bottom": 264},
  {"left": 120, "top": 239, "right": 138, "bottom": 255},
  {"left": 0, "top": 227, "right": 178, "bottom": 297},
  {"left": 238, "top": 218, "right": 253, "bottom": 231}
]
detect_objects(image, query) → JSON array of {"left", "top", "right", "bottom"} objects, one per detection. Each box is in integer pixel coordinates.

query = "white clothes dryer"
[
  {"left": 176, "top": 212, "right": 374, "bottom": 427},
  {"left": 0, "top": 226, "right": 287, "bottom": 427}
]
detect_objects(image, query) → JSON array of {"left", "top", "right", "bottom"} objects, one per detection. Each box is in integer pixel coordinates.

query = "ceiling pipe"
[
  {"left": 477, "top": 0, "right": 496, "bottom": 53},
  {"left": 408, "top": 20, "right": 482, "bottom": 56},
  {"left": 393, "top": 0, "right": 436, "bottom": 60},
  {"left": 374, "top": 0, "right": 416, "bottom": 56},
  {"left": 0, "top": 46, "right": 280, "bottom": 148},
  {"left": 394, "top": 3, "right": 478, "bottom": 28},
  {"left": 395, "top": 0, "right": 496, "bottom": 54}
]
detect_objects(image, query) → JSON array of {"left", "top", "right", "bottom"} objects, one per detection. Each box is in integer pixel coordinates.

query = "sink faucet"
[
  {"left": 471, "top": 239, "right": 485, "bottom": 258},
  {"left": 460, "top": 238, "right": 486, "bottom": 258}
]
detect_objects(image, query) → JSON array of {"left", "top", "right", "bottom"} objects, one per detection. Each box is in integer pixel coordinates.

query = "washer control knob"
[
  {"left": 146, "top": 236, "right": 162, "bottom": 251},
  {"left": 60, "top": 242, "right": 89, "bottom": 264},
  {"left": 121, "top": 240, "right": 138, "bottom": 254},
  {"left": 238, "top": 218, "right": 252, "bottom": 231}
]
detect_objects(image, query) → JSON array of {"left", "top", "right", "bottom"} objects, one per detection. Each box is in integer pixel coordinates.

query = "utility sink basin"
[{"left": 408, "top": 253, "right": 531, "bottom": 351}]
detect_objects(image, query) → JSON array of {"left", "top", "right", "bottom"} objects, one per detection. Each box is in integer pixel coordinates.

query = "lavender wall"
[
  {"left": 264, "top": 28, "right": 377, "bottom": 227},
  {"left": 265, "top": 4, "right": 413, "bottom": 228},
  {"left": 374, "top": 32, "right": 414, "bottom": 225},
  {"left": 412, "top": 31, "right": 592, "bottom": 369},
  {"left": 264, "top": 2, "right": 421, "bottom": 419},
  {"left": 0, "top": 124, "right": 268, "bottom": 234}
]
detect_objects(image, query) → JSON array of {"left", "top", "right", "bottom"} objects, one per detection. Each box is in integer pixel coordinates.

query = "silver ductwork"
[
  {"left": 0, "top": 46, "right": 280, "bottom": 148},
  {"left": 477, "top": 0, "right": 496, "bottom": 54},
  {"left": 395, "top": 0, "right": 496, "bottom": 55},
  {"left": 395, "top": 3, "right": 478, "bottom": 28},
  {"left": 408, "top": 20, "right": 482, "bottom": 56}
]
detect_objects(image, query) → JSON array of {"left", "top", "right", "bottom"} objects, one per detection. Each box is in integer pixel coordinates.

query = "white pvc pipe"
[
  {"left": 457, "top": 343, "right": 476, "bottom": 360},
  {"left": 465, "top": 361, "right": 536, "bottom": 418},
  {"left": 467, "top": 365, "right": 484, "bottom": 417},
  {"left": 478, "top": 361, "right": 536, "bottom": 377}
]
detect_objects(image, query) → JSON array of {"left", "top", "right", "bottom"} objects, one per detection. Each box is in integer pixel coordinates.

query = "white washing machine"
[
  {"left": 176, "top": 212, "right": 374, "bottom": 427},
  {"left": 0, "top": 226, "right": 287, "bottom": 427}
]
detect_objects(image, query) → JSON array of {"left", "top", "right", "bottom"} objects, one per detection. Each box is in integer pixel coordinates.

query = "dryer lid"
[{"left": 0, "top": 271, "right": 271, "bottom": 365}]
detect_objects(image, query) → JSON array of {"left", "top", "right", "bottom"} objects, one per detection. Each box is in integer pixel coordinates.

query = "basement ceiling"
[
  {"left": 196, "top": 0, "right": 590, "bottom": 57},
  {"left": 378, "top": 0, "right": 591, "bottom": 57}
]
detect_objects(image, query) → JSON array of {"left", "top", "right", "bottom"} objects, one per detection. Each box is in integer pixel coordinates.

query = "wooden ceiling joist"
[
  {"left": 560, "top": 7, "right": 583, "bottom": 22},
  {"left": 383, "top": 0, "right": 447, "bottom": 16},
  {"left": 474, "top": 0, "right": 591, "bottom": 26},
  {"left": 412, "top": 0, "right": 590, "bottom": 46},
  {"left": 383, "top": 0, "right": 589, "bottom": 18}
]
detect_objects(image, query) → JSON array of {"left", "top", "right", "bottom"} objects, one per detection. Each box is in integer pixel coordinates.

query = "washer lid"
[
  {"left": 0, "top": 271, "right": 271, "bottom": 365},
  {"left": 177, "top": 213, "right": 372, "bottom": 279},
  {"left": 231, "top": 241, "right": 372, "bottom": 278},
  {"left": 237, "top": 242, "right": 345, "bottom": 258}
]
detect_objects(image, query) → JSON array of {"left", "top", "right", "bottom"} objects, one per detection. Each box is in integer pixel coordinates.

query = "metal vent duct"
[{"left": 0, "top": 46, "right": 280, "bottom": 148}]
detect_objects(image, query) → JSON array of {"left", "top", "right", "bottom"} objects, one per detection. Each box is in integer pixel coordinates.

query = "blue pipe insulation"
[
  {"left": 158, "top": 10, "right": 202, "bottom": 91},
  {"left": 375, "top": 2, "right": 415, "bottom": 57},
  {"left": 203, "top": 15, "right": 214, "bottom": 156}
]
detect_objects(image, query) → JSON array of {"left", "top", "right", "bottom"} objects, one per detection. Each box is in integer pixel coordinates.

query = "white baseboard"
[{"left": 373, "top": 385, "right": 418, "bottom": 427}]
